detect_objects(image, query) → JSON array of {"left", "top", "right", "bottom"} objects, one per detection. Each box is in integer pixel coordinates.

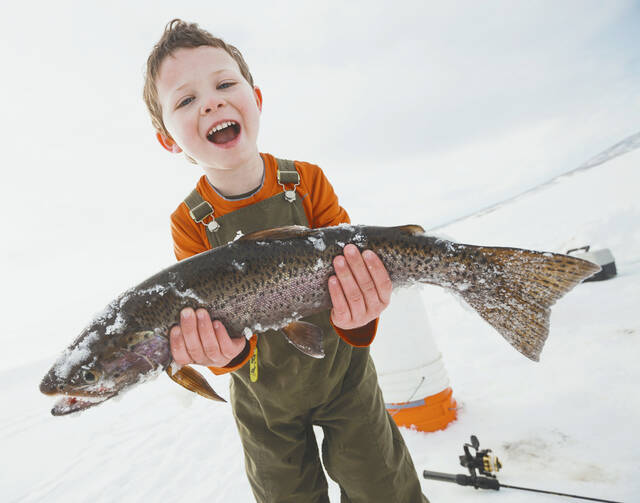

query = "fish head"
[{"left": 40, "top": 311, "right": 172, "bottom": 416}]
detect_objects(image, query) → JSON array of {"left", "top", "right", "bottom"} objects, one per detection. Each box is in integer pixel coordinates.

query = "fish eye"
[{"left": 82, "top": 370, "right": 97, "bottom": 383}]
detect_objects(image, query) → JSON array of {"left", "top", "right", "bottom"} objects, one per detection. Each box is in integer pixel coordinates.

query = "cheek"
[
  {"left": 166, "top": 116, "right": 186, "bottom": 138},
  {"left": 164, "top": 111, "right": 195, "bottom": 142},
  {"left": 242, "top": 103, "right": 261, "bottom": 133}
]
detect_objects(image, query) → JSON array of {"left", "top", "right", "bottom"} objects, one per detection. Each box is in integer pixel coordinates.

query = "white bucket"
[{"left": 370, "top": 287, "right": 455, "bottom": 428}]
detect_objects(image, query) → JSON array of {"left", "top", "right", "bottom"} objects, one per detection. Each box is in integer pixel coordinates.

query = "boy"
[{"left": 144, "top": 19, "right": 428, "bottom": 503}]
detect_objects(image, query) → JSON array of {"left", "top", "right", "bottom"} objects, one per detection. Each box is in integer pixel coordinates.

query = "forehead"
[{"left": 156, "top": 46, "right": 241, "bottom": 99}]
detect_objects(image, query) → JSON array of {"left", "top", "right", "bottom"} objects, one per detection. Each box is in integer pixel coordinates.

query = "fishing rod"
[{"left": 422, "top": 435, "right": 624, "bottom": 503}]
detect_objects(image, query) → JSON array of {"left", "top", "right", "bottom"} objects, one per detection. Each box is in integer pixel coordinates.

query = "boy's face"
[{"left": 156, "top": 46, "right": 262, "bottom": 170}]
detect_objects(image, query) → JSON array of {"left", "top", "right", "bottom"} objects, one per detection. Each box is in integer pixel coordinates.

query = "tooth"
[{"left": 208, "top": 122, "right": 236, "bottom": 137}]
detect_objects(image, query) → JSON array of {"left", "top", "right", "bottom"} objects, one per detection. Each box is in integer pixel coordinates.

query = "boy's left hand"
[{"left": 329, "top": 244, "right": 392, "bottom": 330}]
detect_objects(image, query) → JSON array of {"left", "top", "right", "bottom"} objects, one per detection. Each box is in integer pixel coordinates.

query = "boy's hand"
[
  {"left": 170, "top": 308, "right": 246, "bottom": 367},
  {"left": 329, "top": 244, "right": 392, "bottom": 330}
]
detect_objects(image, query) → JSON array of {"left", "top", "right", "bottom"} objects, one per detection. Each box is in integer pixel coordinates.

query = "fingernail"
[
  {"left": 197, "top": 310, "right": 207, "bottom": 320},
  {"left": 181, "top": 309, "right": 193, "bottom": 320}
]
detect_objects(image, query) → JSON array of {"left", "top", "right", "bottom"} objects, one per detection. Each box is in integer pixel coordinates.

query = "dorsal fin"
[
  {"left": 393, "top": 224, "right": 425, "bottom": 235},
  {"left": 237, "top": 225, "right": 311, "bottom": 242}
]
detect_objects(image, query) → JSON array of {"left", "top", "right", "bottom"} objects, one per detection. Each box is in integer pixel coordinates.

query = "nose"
[
  {"left": 40, "top": 371, "right": 60, "bottom": 395},
  {"left": 200, "top": 96, "right": 224, "bottom": 116}
]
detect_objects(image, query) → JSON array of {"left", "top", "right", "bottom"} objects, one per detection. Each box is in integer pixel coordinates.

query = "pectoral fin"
[
  {"left": 282, "top": 321, "right": 325, "bottom": 358},
  {"left": 165, "top": 365, "right": 227, "bottom": 402}
]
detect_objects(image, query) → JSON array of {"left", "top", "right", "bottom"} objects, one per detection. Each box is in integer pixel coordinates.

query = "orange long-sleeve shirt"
[{"left": 170, "top": 153, "right": 378, "bottom": 374}]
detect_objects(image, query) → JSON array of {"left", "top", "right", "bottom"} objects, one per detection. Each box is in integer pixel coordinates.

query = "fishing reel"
[
  {"left": 423, "top": 435, "right": 622, "bottom": 502},
  {"left": 460, "top": 434, "right": 502, "bottom": 480}
]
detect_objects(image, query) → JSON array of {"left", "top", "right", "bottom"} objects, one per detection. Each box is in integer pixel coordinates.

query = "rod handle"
[
  {"left": 422, "top": 470, "right": 461, "bottom": 484},
  {"left": 423, "top": 471, "right": 501, "bottom": 490}
]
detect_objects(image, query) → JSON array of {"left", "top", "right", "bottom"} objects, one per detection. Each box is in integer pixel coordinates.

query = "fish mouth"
[{"left": 50, "top": 393, "right": 116, "bottom": 416}]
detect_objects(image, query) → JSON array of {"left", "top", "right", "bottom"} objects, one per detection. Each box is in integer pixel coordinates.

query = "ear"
[
  {"left": 254, "top": 86, "right": 263, "bottom": 112},
  {"left": 156, "top": 132, "right": 183, "bottom": 153}
]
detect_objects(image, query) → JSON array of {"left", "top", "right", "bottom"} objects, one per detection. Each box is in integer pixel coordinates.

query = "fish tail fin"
[
  {"left": 456, "top": 246, "right": 600, "bottom": 361},
  {"left": 166, "top": 365, "right": 227, "bottom": 402}
]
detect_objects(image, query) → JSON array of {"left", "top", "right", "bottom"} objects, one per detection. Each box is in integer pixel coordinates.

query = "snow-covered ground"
[
  {"left": 1, "top": 2, "right": 639, "bottom": 502},
  {"left": 415, "top": 145, "right": 640, "bottom": 503},
  {"left": 3, "top": 144, "right": 638, "bottom": 502}
]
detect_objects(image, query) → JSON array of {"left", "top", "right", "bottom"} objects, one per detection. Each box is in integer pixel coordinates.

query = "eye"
[
  {"left": 177, "top": 96, "right": 194, "bottom": 108},
  {"left": 82, "top": 370, "right": 97, "bottom": 383},
  {"left": 218, "top": 81, "right": 236, "bottom": 90}
]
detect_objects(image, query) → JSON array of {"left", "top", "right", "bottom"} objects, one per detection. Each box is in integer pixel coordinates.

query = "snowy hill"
[{"left": 3, "top": 144, "right": 638, "bottom": 502}]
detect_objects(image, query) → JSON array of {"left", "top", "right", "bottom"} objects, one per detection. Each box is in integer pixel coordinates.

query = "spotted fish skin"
[
  {"left": 39, "top": 224, "right": 599, "bottom": 415},
  {"left": 159, "top": 224, "right": 598, "bottom": 361}
]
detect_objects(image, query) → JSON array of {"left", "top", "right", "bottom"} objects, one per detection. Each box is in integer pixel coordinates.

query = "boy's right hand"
[{"left": 170, "top": 308, "right": 247, "bottom": 367}]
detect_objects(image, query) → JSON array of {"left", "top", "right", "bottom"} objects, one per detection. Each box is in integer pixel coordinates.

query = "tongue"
[{"left": 211, "top": 126, "right": 239, "bottom": 144}]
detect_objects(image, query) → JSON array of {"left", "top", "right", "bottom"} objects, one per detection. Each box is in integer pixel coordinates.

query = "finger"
[
  {"left": 342, "top": 245, "right": 383, "bottom": 311},
  {"left": 169, "top": 325, "right": 191, "bottom": 365},
  {"left": 328, "top": 274, "right": 352, "bottom": 327},
  {"left": 196, "top": 309, "right": 222, "bottom": 364},
  {"left": 362, "top": 249, "right": 392, "bottom": 306},
  {"left": 213, "top": 321, "right": 246, "bottom": 361},
  {"left": 333, "top": 253, "right": 366, "bottom": 321},
  {"left": 180, "top": 308, "right": 207, "bottom": 364}
]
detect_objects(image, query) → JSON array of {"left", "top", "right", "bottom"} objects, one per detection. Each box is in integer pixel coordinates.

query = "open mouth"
[
  {"left": 51, "top": 394, "right": 114, "bottom": 416},
  {"left": 206, "top": 120, "right": 241, "bottom": 145}
]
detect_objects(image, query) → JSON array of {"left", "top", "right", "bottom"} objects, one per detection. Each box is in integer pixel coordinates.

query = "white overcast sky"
[{"left": 1, "top": 0, "right": 638, "bottom": 252}]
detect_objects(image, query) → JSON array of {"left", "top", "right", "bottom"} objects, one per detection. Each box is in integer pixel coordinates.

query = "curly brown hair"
[{"left": 143, "top": 19, "right": 255, "bottom": 140}]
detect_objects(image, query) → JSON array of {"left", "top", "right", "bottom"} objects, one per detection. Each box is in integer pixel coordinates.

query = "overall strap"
[
  {"left": 184, "top": 189, "right": 221, "bottom": 232},
  {"left": 275, "top": 158, "right": 300, "bottom": 202},
  {"left": 183, "top": 158, "right": 302, "bottom": 249}
]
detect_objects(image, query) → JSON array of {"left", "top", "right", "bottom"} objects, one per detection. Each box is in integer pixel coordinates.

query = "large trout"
[{"left": 40, "top": 224, "right": 599, "bottom": 415}]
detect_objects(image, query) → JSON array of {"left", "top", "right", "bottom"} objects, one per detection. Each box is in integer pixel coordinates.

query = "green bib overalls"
[{"left": 184, "top": 159, "right": 427, "bottom": 503}]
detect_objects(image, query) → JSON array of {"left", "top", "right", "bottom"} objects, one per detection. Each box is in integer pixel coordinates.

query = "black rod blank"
[{"left": 422, "top": 470, "right": 623, "bottom": 503}]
